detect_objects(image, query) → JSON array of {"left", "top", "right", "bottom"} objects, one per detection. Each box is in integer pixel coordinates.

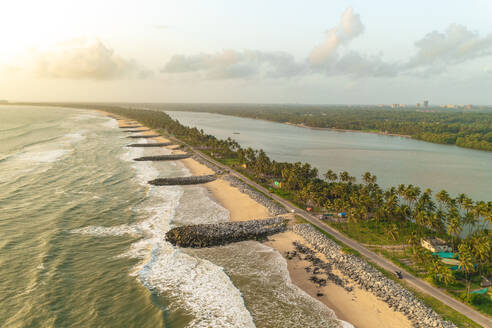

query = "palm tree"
[
  {"left": 435, "top": 190, "right": 451, "bottom": 210},
  {"left": 388, "top": 223, "right": 399, "bottom": 241},
  {"left": 339, "top": 171, "right": 355, "bottom": 183},
  {"left": 458, "top": 242, "right": 475, "bottom": 298},
  {"left": 471, "top": 234, "right": 491, "bottom": 277},
  {"left": 324, "top": 169, "right": 338, "bottom": 182},
  {"left": 472, "top": 201, "right": 488, "bottom": 232},
  {"left": 447, "top": 214, "right": 462, "bottom": 250},
  {"left": 438, "top": 265, "right": 456, "bottom": 287},
  {"left": 408, "top": 231, "right": 420, "bottom": 247}
]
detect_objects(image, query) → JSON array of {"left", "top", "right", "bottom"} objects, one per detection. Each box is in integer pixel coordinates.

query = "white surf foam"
[
  {"left": 16, "top": 149, "right": 70, "bottom": 163},
  {"left": 73, "top": 153, "right": 255, "bottom": 327},
  {"left": 101, "top": 117, "right": 119, "bottom": 129},
  {"left": 63, "top": 132, "right": 86, "bottom": 143}
]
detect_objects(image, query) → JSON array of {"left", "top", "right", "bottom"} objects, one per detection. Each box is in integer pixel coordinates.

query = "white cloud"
[
  {"left": 32, "top": 38, "right": 149, "bottom": 80},
  {"left": 406, "top": 24, "right": 492, "bottom": 75},
  {"left": 162, "top": 49, "right": 305, "bottom": 79},
  {"left": 309, "top": 7, "right": 364, "bottom": 66}
]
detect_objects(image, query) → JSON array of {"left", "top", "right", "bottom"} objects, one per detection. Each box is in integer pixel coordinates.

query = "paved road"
[{"left": 179, "top": 143, "right": 492, "bottom": 328}]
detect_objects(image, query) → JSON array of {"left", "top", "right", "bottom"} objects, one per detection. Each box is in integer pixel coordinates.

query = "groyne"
[
  {"left": 166, "top": 218, "right": 287, "bottom": 248},
  {"left": 126, "top": 142, "right": 173, "bottom": 147},
  {"left": 148, "top": 175, "right": 216, "bottom": 186},
  {"left": 133, "top": 154, "right": 191, "bottom": 161},
  {"left": 123, "top": 129, "right": 150, "bottom": 133},
  {"left": 119, "top": 125, "right": 141, "bottom": 129},
  {"left": 127, "top": 135, "right": 160, "bottom": 139},
  {"left": 291, "top": 224, "right": 457, "bottom": 328}
]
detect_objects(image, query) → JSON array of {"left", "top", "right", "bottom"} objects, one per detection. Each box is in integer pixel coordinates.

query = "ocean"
[{"left": 0, "top": 106, "right": 346, "bottom": 328}]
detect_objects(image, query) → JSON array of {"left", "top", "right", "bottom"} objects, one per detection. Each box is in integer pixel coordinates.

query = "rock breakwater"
[
  {"left": 166, "top": 218, "right": 287, "bottom": 248},
  {"left": 133, "top": 154, "right": 191, "bottom": 161},
  {"left": 123, "top": 129, "right": 150, "bottom": 133},
  {"left": 119, "top": 125, "right": 141, "bottom": 129},
  {"left": 126, "top": 142, "right": 173, "bottom": 147},
  {"left": 291, "top": 224, "right": 456, "bottom": 328},
  {"left": 127, "top": 135, "right": 160, "bottom": 139},
  {"left": 148, "top": 175, "right": 216, "bottom": 186}
]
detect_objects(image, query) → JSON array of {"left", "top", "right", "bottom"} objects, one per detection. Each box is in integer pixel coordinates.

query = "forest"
[{"left": 144, "top": 103, "right": 492, "bottom": 152}]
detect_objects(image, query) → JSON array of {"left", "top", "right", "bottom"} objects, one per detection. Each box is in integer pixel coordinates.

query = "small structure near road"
[{"left": 421, "top": 237, "right": 452, "bottom": 253}]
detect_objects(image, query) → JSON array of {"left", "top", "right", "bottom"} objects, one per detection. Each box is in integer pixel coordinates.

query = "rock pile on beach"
[
  {"left": 292, "top": 224, "right": 457, "bottom": 328},
  {"left": 166, "top": 218, "right": 287, "bottom": 248},
  {"left": 148, "top": 175, "right": 216, "bottom": 186},
  {"left": 286, "top": 241, "right": 353, "bottom": 292},
  {"left": 223, "top": 175, "right": 287, "bottom": 216}
]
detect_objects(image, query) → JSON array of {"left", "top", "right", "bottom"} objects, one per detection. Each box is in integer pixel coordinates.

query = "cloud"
[
  {"left": 33, "top": 38, "right": 148, "bottom": 80},
  {"left": 333, "top": 52, "right": 399, "bottom": 77},
  {"left": 162, "top": 49, "right": 305, "bottom": 79},
  {"left": 406, "top": 24, "right": 492, "bottom": 72},
  {"left": 309, "top": 7, "right": 364, "bottom": 65},
  {"left": 160, "top": 8, "right": 491, "bottom": 80}
]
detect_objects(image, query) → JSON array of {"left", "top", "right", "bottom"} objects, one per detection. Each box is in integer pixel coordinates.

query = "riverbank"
[
  {"left": 109, "top": 113, "right": 418, "bottom": 328},
  {"left": 285, "top": 122, "right": 412, "bottom": 138}
]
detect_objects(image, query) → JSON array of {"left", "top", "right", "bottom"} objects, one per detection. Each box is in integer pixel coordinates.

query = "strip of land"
[{"left": 110, "top": 114, "right": 422, "bottom": 328}]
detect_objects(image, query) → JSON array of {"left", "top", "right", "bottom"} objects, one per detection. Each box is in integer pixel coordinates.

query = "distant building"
[
  {"left": 421, "top": 238, "right": 452, "bottom": 253},
  {"left": 466, "top": 104, "right": 472, "bottom": 110},
  {"left": 446, "top": 104, "right": 456, "bottom": 109},
  {"left": 423, "top": 100, "right": 429, "bottom": 108},
  {"left": 416, "top": 103, "right": 421, "bottom": 108}
]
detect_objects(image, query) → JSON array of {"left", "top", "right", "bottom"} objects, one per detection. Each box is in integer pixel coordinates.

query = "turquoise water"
[
  {"left": 166, "top": 110, "right": 492, "bottom": 201},
  {"left": 0, "top": 106, "right": 346, "bottom": 328}
]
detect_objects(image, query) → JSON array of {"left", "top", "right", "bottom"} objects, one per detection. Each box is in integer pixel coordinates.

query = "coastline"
[
  {"left": 284, "top": 122, "right": 412, "bottom": 138},
  {"left": 110, "top": 113, "right": 414, "bottom": 328}
]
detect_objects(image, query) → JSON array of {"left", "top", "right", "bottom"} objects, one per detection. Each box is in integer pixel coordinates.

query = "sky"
[{"left": 1, "top": 0, "right": 491, "bottom": 104}]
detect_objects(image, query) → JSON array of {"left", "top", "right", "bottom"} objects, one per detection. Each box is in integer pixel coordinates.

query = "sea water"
[{"left": 0, "top": 106, "right": 345, "bottom": 327}]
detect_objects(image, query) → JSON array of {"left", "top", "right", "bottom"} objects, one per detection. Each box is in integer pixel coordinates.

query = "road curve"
[{"left": 163, "top": 134, "right": 491, "bottom": 328}]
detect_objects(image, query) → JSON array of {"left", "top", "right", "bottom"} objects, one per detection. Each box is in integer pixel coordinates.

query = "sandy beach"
[{"left": 112, "top": 114, "right": 413, "bottom": 328}]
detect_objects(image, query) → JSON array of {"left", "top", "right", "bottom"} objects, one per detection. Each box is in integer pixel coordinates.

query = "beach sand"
[
  {"left": 265, "top": 231, "right": 412, "bottom": 328},
  {"left": 110, "top": 113, "right": 412, "bottom": 328}
]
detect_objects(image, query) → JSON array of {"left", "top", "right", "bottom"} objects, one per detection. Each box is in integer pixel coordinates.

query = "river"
[{"left": 166, "top": 110, "right": 492, "bottom": 202}]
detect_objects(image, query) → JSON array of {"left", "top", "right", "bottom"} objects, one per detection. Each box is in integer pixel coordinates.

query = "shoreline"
[
  {"left": 109, "top": 113, "right": 414, "bottom": 328},
  {"left": 284, "top": 122, "right": 412, "bottom": 138}
]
